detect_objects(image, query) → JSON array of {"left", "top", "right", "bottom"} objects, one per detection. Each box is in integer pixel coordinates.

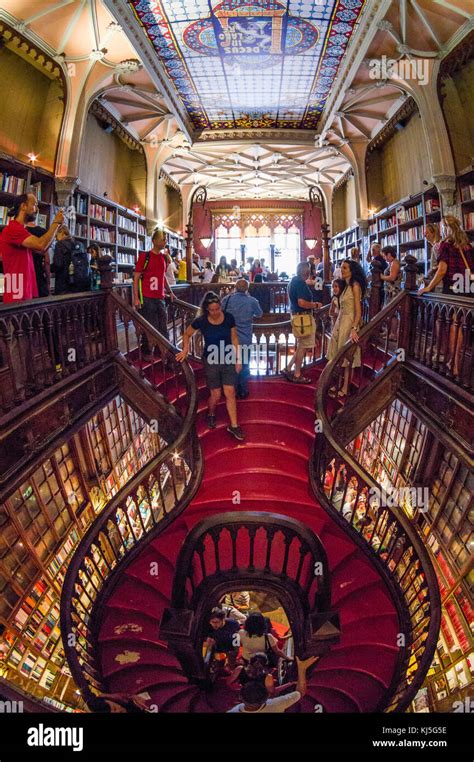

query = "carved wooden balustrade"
[
  {"left": 160, "top": 511, "right": 339, "bottom": 681},
  {"left": 311, "top": 289, "right": 442, "bottom": 712}
]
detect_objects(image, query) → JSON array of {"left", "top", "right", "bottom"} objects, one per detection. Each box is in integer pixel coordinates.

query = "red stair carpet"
[{"left": 97, "top": 364, "right": 400, "bottom": 713}]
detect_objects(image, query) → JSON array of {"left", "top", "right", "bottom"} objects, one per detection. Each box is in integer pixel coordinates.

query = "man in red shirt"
[
  {"left": 133, "top": 229, "right": 175, "bottom": 351},
  {"left": 1, "top": 193, "right": 63, "bottom": 302}
]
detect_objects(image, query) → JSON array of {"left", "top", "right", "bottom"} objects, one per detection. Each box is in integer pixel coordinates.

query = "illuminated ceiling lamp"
[
  {"left": 200, "top": 236, "right": 213, "bottom": 248},
  {"left": 305, "top": 238, "right": 318, "bottom": 249}
]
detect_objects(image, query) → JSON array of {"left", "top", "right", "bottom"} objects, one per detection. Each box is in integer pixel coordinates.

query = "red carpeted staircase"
[{"left": 96, "top": 364, "right": 401, "bottom": 713}]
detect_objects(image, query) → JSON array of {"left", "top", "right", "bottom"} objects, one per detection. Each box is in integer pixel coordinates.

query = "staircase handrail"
[
  {"left": 311, "top": 290, "right": 441, "bottom": 712},
  {"left": 60, "top": 290, "right": 202, "bottom": 702},
  {"left": 171, "top": 510, "right": 332, "bottom": 613}
]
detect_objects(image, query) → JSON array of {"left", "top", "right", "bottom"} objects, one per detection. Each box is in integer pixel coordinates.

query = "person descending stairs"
[{"left": 96, "top": 363, "right": 401, "bottom": 713}]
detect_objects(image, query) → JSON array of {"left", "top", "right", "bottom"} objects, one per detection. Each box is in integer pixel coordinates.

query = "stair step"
[
  {"left": 106, "top": 665, "right": 188, "bottom": 696},
  {"left": 318, "top": 645, "right": 398, "bottom": 682},
  {"left": 99, "top": 609, "right": 164, "bottom": 644},
  {"left": 308, "top": 669, "right": 387, "bottom": 712},
  {"left": 100, "top": 641, "right": 181, "bottom": 677},
  {"left": 106, "top": 578, "right": 170, "bottom": 612},
  {"left": 304, "top": 684, "right": 362, "bottom": 713}
]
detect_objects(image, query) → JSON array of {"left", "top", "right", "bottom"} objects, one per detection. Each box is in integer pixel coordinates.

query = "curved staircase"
[{"left": 95, "top": 366, "right": 402, "bottom": 713}]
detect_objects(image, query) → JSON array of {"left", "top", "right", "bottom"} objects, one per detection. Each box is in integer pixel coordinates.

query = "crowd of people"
[{"left": 204, "top": 606, "right": 318, "bottom": 713}]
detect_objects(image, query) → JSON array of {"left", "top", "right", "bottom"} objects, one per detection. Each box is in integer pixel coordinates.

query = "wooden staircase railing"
[
  {"left": 167, "top": 295, "right": 332, "bottom": 373},
  {"left": 59, "top": 288, "right": 203, "bottom": 703},
  {"left": 311, "top": 288, "right": 442, "bottom": 713}
]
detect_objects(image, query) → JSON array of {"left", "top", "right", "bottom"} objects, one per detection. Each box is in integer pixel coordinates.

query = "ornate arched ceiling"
[{"left": 1, "top": 0, "right": 473, "bottom": 201}]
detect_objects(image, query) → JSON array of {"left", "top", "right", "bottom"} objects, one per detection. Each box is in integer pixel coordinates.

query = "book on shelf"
[
  {"left": 74, "top": 222, "right": 88, "bottom": 238},
  {"left": 460, "top": 184, "right": 474, "bottom": 203},
  {"left": 399, "top": 202, "right": 423, "bottom": 223},
  {"left": 425, "top": 198, "right": 440, "bottom": 214},
  {"left": 0, "top": 205, "right": 9, "bottom": 225},
  {"left": 0, "top": 172, "right": 26, "bottom": 194},
  {"left": 90, "top": 226, "right": 116, "bottom": 243},
  {"left": 118, "top": 233, "right": 136, "bottom": 248},
  {"left": 118, "top": 213, "right": 137, "bottom": 232},
  {"left": 400, "top": 225, "right": 424, "bottom": 243},
  {"left": 463, "top": 212, "right": 474, "bottom": 231},
  {"left": 75, "top": 195, "right": 88, "bottom": 215},
  {"left": 380, "top": 233, "right": 397, "bottom": 247},
  {"left": 379, "top": 213, "right": 398, "bottom": 230},
  {"left": 89, "top": 203, "right": 115, "bottom": 224}
]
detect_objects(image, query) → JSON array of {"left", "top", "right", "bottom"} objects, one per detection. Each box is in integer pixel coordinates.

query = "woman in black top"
[{"left": 176, "top": 292, "right": 244, "bottom": 441}]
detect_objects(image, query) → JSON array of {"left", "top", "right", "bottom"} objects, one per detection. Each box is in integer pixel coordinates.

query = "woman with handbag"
[
  {"left": 238, "top": 613, "right": 290, "bottom": 665},
  {"left": 327, "top": 259, "right": 367, "bottom": 398},
  {"left": 282, "top": 261, "right": 322, "bottom": 384}
]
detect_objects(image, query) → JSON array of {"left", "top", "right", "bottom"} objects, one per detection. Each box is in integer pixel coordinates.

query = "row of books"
[
  {"left": 425, "top": 198, "right": 440, "bottom": 214},
  {"left": 89, "top": 203, "right": 115, "bottom": 223},
  {"left": 398, "top": 201, "right": 423, "bottom": 222},
  {"left": 118, "top": 233, "right": 137, "bottom": 248},
  {"left": 75, "top": 194, "right": 88, "bottom": 215},
  {"left": 460, "top": 183, "right": 474, "bottom": 202},
  {"left": 138, "top": 222, "right": 147, "bottom": 237},
  {"left": 117, "top": 253, "right": 136, "bottom": 266},
  {"left": 74, "top": 223, "right": 88, "bottom": 238},
  {"left": 0, "top": 172, "right": 26, "bottom": 194},
  {"left": 404, "top": 247, "right": 426, "bottom": 260},
  {"left": 400, "top": 225, "right": 424, "bottom": 243},
  {"left": 463, "top": 212, "right": 474, "bottom": 231},
  {"left": 0, "top": 205, "right": 9, "bottom": 224},
  {"left": 118, "top": 213, "right": 137, "bottom": 231},
  {"left": 379, "top": 213, "right": 398, "bottom": 231},
  {"left": 380, "top": 233, "right": 397, "bottom": 247},
  {"left": 90, "top": 226, "right": 116, "bottom": 243}
]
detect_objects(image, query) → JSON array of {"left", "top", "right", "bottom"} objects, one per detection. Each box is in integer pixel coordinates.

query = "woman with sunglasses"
[{"left": 176, "top": 292, "right": 245, "bottom": 441}]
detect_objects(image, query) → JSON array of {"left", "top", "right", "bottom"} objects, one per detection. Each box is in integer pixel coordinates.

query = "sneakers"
[
  {"left": 206, "top": 414, "right": 217, "bottom": 429},
  {"left": 227, "top": 425, "right": 245, "bottom": 441}
]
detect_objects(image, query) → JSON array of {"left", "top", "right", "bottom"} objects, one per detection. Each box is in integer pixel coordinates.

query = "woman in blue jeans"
[{"left": 176, "top": 292, "right": 245, "bottom": 441}]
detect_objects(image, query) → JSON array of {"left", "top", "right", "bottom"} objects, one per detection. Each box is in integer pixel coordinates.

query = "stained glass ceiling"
[{"left": 128, "top": 0, "right": 366, "bottom": 131}]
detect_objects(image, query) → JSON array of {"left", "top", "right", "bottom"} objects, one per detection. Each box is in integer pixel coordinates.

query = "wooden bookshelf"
[
  {"left": 72, "top": 189, "right": 149, "bottom": 280},
  {"left": 0, "top": 398, "right": 161, "bottom": 709},
  {"left": 367, "top": 186, "right": 441, "bottom": 273},
  {"left": 0, "top": 154, "right": 55, "bottom": 230},
  {"left": 330, "top": 223, "right": 362, "bottom": 265},
  {"left": 458, "top": 166, "right": 474, "bottom": 239}
]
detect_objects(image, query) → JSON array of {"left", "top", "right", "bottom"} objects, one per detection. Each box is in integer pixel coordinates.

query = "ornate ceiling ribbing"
[{"left": 127, "top": 0, "right": 366, "bottom": 131}]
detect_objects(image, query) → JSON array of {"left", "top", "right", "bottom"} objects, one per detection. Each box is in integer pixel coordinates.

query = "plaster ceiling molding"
[{"left": 159, "top": 138, "right": 350, "bottom": 200}]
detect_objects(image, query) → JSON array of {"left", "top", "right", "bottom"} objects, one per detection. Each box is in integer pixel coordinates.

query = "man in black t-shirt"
[{"left": 205, "top": 608, "right": 240, "bottom": 669}]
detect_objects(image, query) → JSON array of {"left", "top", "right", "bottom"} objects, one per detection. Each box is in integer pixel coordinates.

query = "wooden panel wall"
[
  {"left": 367, "top": 111, "right": 431, "bottom": 210},
  {"left": 78, "top": 114, "right": 146, "bottom": 209},
  {"left": 332, "top": 174, "right": 357, "bottom": 234},
  {"left": 0, "top": 47, "right": 63, "bottom": 172},
  {"left": 440, "top": 61, "right": 474, "bottom": 173}
]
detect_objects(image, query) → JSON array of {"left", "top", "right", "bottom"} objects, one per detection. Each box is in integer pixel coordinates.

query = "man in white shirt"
[
  {"left": 192, "top": 253, "right": 204, "bottom": 282},
  {"left": 227, "top": 655, "right": 318, "bottom": 713}
]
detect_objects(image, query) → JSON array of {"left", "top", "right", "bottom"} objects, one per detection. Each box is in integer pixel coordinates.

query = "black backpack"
[{"left": 69, "top": 243, "right": 91, "bottom": 291}]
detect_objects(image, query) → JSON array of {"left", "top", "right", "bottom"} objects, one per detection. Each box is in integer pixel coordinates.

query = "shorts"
[
  {"left": 203, "top": 359, "right": 237, "bottom": 389},
  {"left": 297, "top": 331, "right": 316, "bottom": 349}
]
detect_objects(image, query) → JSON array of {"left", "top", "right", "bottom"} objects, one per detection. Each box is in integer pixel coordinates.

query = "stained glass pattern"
[{"left": 129, "top": 0, "right": 365, "bottom": 129}]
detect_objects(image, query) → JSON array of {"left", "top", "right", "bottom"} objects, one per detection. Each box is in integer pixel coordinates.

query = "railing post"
[
  {"left": 402, "top": 254, "right": 419, "bottom": 292},
  {"left": 368, "top": 260, "right": 383, "bottom": 318},
  {"left": 99, "top": 255, "right": 119, "bottom": 353}
]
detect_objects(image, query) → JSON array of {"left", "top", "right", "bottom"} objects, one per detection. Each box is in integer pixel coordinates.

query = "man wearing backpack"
[
  {"left": 53, "top": 225, "right": 91, "bottom": 294},
  {"left": 133, "top": 229, "right": 175, "bottom": 350}
]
